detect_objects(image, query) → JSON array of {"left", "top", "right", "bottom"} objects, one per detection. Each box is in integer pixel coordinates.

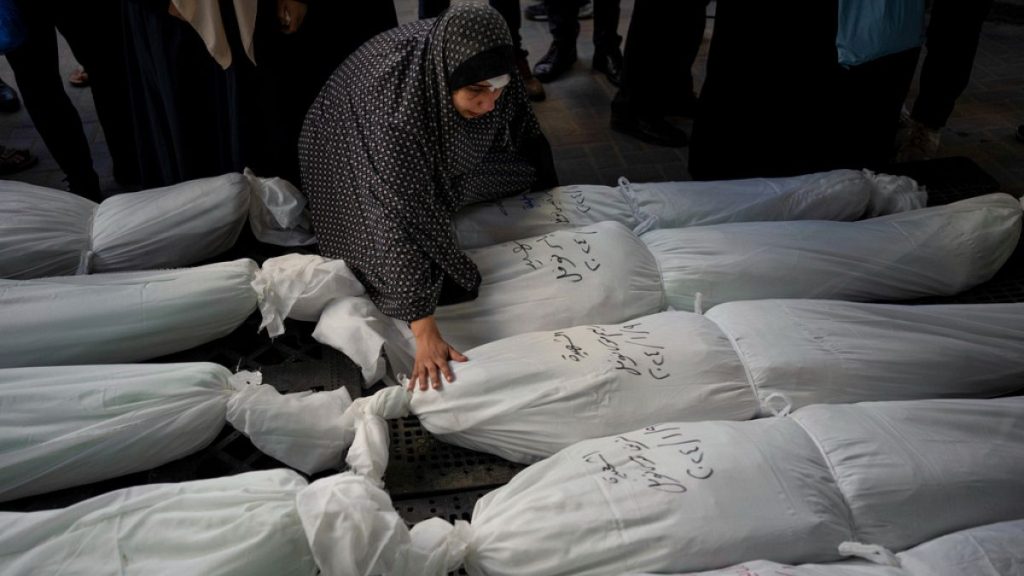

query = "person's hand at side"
[
  {"left": 277, "top": 0, "right": 308, "bottom": 34},
  {"left": 409, "top": 316, "right": 467, "bottom": 391}
]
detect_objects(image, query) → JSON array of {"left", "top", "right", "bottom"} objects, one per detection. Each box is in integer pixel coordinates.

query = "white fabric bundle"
[
  {"left": 898, "top": 519, "right": 1024, "bottom": 576},
  {"left": 453, "top": 170, "right": 922, "bottom": 249},
  {"left": 646, "top": 193, "right": 1023, "bottom": 311},
  {"left": 0, "top": 363, "right": 353, "bottom": 502},
  {"left": 314, "top": 221, "right": 666, "bottom": 384},
  {"left": 624, "top": 168, "right": 922, "bottom": 231},
  {"left": 646, "top": 559, "right": 903, "bottom": 576},
  {"left": 252, "top": 253, "right": 366, "bottom": 337},
  {"left": 406, "top": 312, "right": 755, "bottom": 463},
  {"left": 792, "top": 397, "right": 1024, "bottom": 551},
  {"left": 0, "top": 259, "right": 259, "bottom": 368},
  {"left": 0, "top": 470, "right": 317, "bottom": 576},
  {"left": 0, "top": 172, "right": 314, "bottom": 279},
  {"left": 706, "top": 300, "right": 1024, "bottom": 414},
  {"left": 454, "top": 184, "right": 641, "bottom": 249},
  {"left": 663, "top": 511, "right": 1024, "bottom": 576},
  {"left": 332, "top": 300, "right": 1024, "bottom": 467},
  {"left": 307, "top": 398, "right": 1024, "bottom": 576},
  {"left": 305, "top": 418, "right": 858, "bottom": 575}
]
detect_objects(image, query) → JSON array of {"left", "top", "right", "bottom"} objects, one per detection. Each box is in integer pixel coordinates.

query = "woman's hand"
[{"left": 409, "top": 316, "right": 467, "bottom": 391}]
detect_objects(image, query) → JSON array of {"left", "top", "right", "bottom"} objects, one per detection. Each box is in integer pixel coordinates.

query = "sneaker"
[
  {"left": 524, "top": 1, "right": 593, "bottom": 22},
  {"left": 895, "top": 117, "right": 942, "bottom": 162}
]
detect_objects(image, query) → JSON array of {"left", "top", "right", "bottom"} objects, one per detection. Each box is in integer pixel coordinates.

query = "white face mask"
[{"left": 481, "top": 74, "right": 511, "bottom": 92}]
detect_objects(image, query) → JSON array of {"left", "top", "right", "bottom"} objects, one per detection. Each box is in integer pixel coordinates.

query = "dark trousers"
[
  {"left": 6, "top": 0, "right": 138, "bottom": 198},
  {"left": 251, "top": 0, "right": 397, "bottom": 184},
  {"left": 612, "top": 0, "right": 709, "bottom": 118},
  {"left": 837, "top": 48, "right": 921, "bottom": 169},
  {"left": 544, "top": 0, "right": 620, "bottom": 54},
  {"left": 689, "top": 0, "right": 840, "bottom": 180},
  {"left": 419, "top": 0, "right": 526, "bottom": 57},
  {"left": 911, "top": 0, "right": 994, "bottom": 129}
]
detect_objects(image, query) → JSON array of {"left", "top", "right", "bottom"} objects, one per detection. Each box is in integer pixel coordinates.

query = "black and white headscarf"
[{"left": 299, "top": 3, "right": 555, "bottom": 322}]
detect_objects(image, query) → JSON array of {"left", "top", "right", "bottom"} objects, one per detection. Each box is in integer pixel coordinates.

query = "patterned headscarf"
[{"left": 299, "top": 4, "right": 549, "bottom": 321}]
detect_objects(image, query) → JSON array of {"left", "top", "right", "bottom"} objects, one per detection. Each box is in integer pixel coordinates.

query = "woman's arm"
[{"left": 409, "top": 315, "right": 468, "bottom": 391}]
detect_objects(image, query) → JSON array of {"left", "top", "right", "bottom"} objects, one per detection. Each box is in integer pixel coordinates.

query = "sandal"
[
  {"left": 0, "top": 145, "right": 38, "bottom": 175},
  {"left": 68, "top": 67, "right": 90, "bottom": 88}
]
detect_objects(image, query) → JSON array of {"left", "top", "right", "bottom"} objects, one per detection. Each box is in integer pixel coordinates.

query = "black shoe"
[
  {"left": 516, "top": 57, "right": 546, "bottom": 102},
  {"left": 533, "top": 43, "right": 577, "bottom": 83},
  {"left": 611, "top": 113, "right": 688, "bottom": 147},
  {"left": 0, "top": 79, "right": 20, "bottom": 113},
  {"left": 592, "top": 47, "right": 623, "bottom": 86},
  {"left": 1017, "top": 124, "right": 1024, "bottom": 144}
]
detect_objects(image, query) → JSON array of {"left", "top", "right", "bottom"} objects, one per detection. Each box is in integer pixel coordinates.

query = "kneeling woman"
[{"left": 299, "top": 5, "right": 557, "bottom": 392}]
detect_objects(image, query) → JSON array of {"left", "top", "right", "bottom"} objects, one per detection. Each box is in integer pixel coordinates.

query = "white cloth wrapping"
[
  {"left": 0, "top": 363, "right": 353, "bottom": 502},
  {"left": 0, "top": 259, "right": 259, "bottom": 368},
  {"left": 897, "top": 519, "right": 1024, "bottom": 576},
  {"left": 642, "top": 560, "right": 903, "bottom": 576},
  {"left": 0, "top": 470, "right": 316, "bottom": 576},
  {"left": 301, "top": 418, "right": 858, "bottom": 576},
  {"left": 314, "top": 221, "right": 666, "bottom": 385},
  {"left": 453, "top": 169, "right": 921, "bottom": 249},
  {"left": 0, "top": 180, "right": 96, "bottom": 279},
  {"left": 653, "top": 520, "right": 1024, "bottom": 576},
  {"left": 301, "top": 398, "right": 1024, "bottom": 576},
  {"left": 705, "top": 300, "right": 1024, "bottom": 414},
  {"left": 252, "top": 253, "right": 365, "bottom": 337},
  {"left": 0, "top": 173, "right": 314, "bottom": 279},
  {"left": 792, "top": 397, "right": 1024, "bottom": 551},
  {"left": 646, "top": 193, "right": 1023, "bottom": 311},
  {"left": 408, "top": 311, "right": 755, "bottom": 463},
  {"left": 624, "top": 169, "right": 922, "bottom": 231},
  {"left": 88, "top": 173, "right": 251, "bottom": 272},
  {"left": 454, "top": 184, "right": 641, "bottom": 249},
  {"left": 322, "top": 298, "right": 1024, "bottom": 466}
]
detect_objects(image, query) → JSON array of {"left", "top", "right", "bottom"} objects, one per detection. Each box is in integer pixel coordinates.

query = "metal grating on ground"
[{"left": 384, "top": 416, "right": 526, "bottom": 498}]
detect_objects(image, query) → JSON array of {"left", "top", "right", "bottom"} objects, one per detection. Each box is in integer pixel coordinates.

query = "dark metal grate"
[{"left": 384, "top": 416, "right": 526, "bottom": 498}]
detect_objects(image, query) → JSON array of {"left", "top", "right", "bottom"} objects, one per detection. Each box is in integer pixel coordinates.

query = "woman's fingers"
[{"left": 410, "top": 340, "right": 469, "bottom": 392}]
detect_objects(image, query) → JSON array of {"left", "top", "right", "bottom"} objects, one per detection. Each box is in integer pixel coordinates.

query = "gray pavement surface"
[{"left": 1, "top": 1, "right": 1023, "bottom": 564}]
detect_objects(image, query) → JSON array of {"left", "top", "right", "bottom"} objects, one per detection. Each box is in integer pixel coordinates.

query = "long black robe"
[{"left": 299, "top": 4, "right": 556, "bottom": 322}]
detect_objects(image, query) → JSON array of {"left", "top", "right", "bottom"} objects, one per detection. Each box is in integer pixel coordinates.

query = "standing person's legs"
[
  {"left": 610, "top": 0, "right": 706, "bottom": 146},
  {"left": 55, "top": 0, "right": 140, "bottom": 188},
  {"left": 911, "top": 0, "right": 994, "bottom": 129},
  {"left": 6, "top": 1, "right": 100, "bottom": 199},
  {"left": 533, "top": 0, "right": 579, "bottom": 82},
  {"left": 590, "top": 0, "right": 621, "bottom": 84}
]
